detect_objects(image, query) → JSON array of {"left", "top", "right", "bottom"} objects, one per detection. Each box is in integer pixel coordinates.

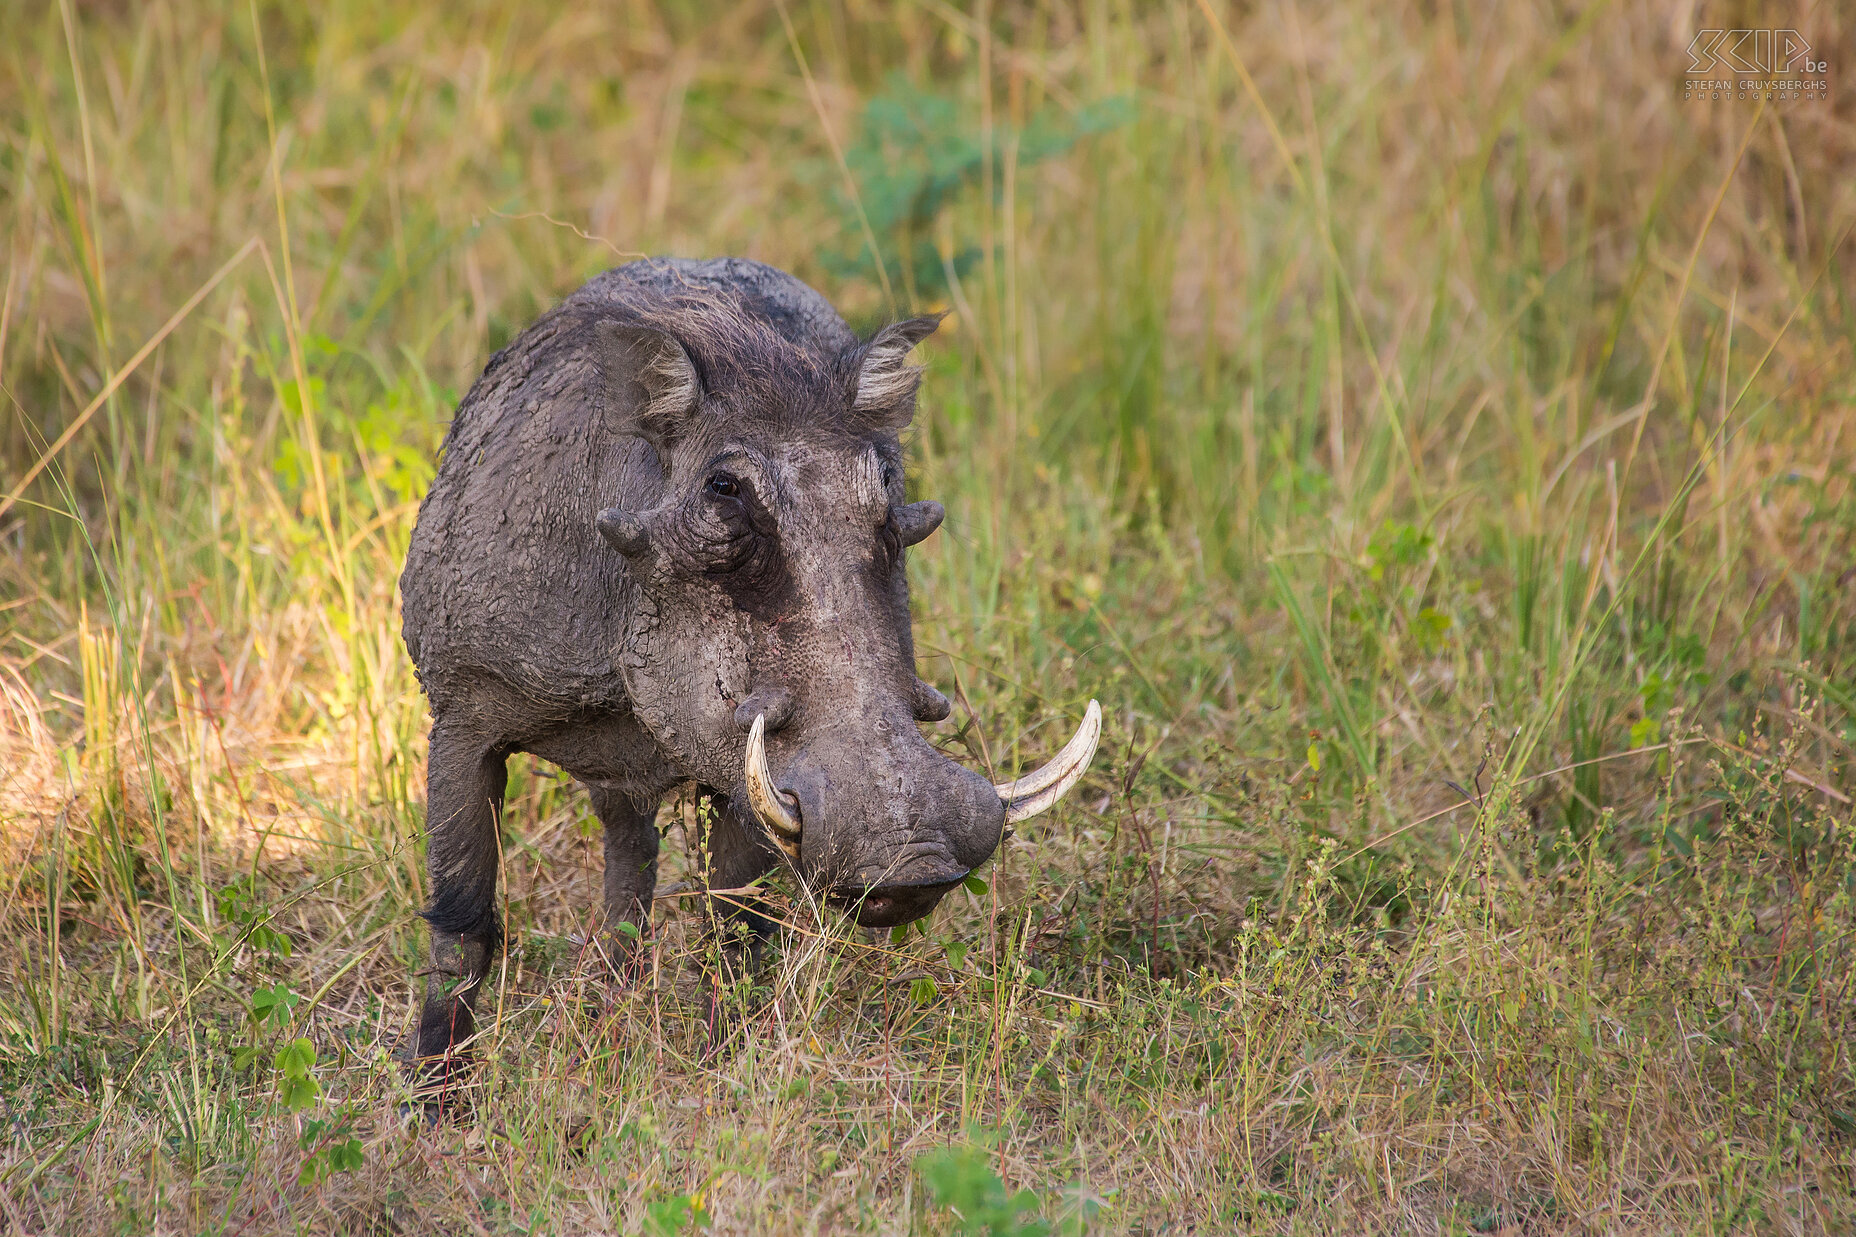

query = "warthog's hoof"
[{"left": 400, "top": 1050, "right": 476, "bottom": 1124}]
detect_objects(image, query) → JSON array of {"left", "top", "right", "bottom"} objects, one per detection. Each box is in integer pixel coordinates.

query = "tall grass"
[{"left": 2, "top": 1, "right": 1854, "bottom": 1232}]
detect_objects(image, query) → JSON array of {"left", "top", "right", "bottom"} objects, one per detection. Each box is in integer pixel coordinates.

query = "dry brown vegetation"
[{"left": 2, "top": 1, "right": 1856, "bottom": 1233}]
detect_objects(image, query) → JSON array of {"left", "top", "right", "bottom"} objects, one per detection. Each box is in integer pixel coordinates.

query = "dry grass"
[{"left": 2, "top": 1, "right": 1856, "bottom": 1232}]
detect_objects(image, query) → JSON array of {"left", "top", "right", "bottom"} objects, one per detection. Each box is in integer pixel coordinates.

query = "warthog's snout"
[{"left": 739, "top": 701, "right": 1101, "bottom": 926}]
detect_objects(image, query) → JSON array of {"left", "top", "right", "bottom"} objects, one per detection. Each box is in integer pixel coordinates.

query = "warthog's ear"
[
  {"left": 591, "top": 320, "right": 703, "bottom": 455},
  {"left": 849, "top": 314, "right": 945, "bottom": 427}
]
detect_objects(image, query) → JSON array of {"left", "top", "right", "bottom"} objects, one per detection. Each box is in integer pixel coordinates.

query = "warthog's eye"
[
  {"left": 881, "top": 463, "right": 899, "bottom": 490},
  {"left": 706, "top": 473, "right": 741, "bottom": 499}
]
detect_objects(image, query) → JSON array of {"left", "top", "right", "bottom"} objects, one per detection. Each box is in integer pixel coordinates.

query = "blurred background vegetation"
[{"left": 1, "top": 1, "right": 1854, "bottom": 1233}]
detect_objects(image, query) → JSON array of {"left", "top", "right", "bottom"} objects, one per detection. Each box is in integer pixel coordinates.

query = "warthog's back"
[{"left": 567, "top": 257, "right": 857, "bottom": 353}]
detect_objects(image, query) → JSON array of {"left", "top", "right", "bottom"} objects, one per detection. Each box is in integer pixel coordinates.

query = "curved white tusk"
[
  {"left": 994, "top": 699, "right": 1102, "bottom": 823},
  {"left": 745, "top": 713, "right": 803, "bottom": 843}
]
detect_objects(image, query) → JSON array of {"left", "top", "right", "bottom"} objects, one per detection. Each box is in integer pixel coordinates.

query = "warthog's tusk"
[
  {"left": 745, "top": 714, "right": 803, "bottom": 850},
  {"left": 994, "top": 700, "right": 1103, "bottom": 823}
]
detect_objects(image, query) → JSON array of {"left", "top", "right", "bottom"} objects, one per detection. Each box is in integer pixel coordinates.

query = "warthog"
[{"left": 399, "top": 257, "right": 1099, "bottom": 1066}]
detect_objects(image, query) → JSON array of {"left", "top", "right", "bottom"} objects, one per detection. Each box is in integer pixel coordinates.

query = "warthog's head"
[{"left": 588, "top": 290, "right": 1097, "bottom": 928}]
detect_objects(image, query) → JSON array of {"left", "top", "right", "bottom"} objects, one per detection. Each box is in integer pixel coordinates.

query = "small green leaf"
[
  {"left": 642, "top": 1193, "right": 711, "bottom": 1237},
  {"left": 614, "top": 920, "right": 641, "bottom": 941},
  {"left": 1414, "top": 607, "right": 1453, "bottom": 650},
  {"left": 963, "top": 875, "right": 989, "bottom": 896},
  {"left": 275, "top": 1036, "right": 316, "bottom": 1078},
  {"left": 944, "top": 941, "right": 969, "bottom": 970},
  {"left": 910, "top": 977, "right": 939, "bottom": 1006},
  {"left": 251, "top": 924, "right": 293, "bottom": 958},
  {"left": 279, "top": 1073, "right": 321, "bottom": 1110},
  {"left": 251, "top": 982, "right": 301, "bottom": 1031},
  {"left": 297, "top": 1152, "right": 325, "bottom": 1187}
]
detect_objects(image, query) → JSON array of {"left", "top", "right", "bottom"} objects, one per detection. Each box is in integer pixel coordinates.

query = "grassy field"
[{"left": 3, "top": 1, "right": 1855, "bottom": 1232}]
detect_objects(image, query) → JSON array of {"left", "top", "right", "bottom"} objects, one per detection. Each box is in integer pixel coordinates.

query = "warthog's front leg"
[
  {"left": 410, "top": 719, "right": 509, "bottom": 1100},
  {"left": 587, "top": 784, "right": 661, "bottom": 979},
  {"left": 690, "top": 789, "right": 779, "bottom": 1050}
]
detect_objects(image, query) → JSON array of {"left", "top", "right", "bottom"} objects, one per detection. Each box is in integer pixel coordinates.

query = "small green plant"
[
  {"left": 230, "top": 981, "right": 303, "bottom": 1072},
  {"left": 296, "top": 1111, "right": 364, "bottom": 1186},
  {"left": 828, "top": 78, "right": 1132, "bottom": 299},
  {"left": 273, "top": 1036, "right": 322, "bottom": 1110},
  {"left": 249, "top": 982, "right": 301, "bottom": 1032},
  {"left": 642, "top": 1191, "right": 711, "bottom": 1236},
  {"left": 216, "top": 878, "right": 293, "bottom": 959},
  {"left": 218, "top": 887, "right": 325, "bottom": 1109},
  {"left": 916, "top": 1141, "right": 1096, "bottom": 1237}
]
